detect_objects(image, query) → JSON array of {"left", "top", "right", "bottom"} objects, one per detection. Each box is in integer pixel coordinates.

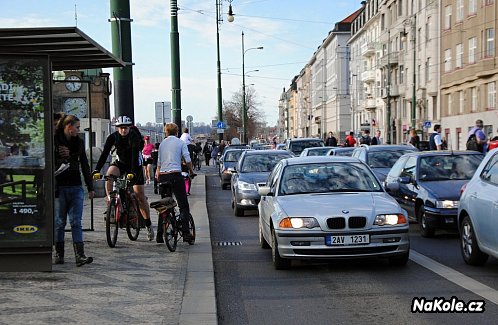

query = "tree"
[{"left": 221, "top": 86, "right": 265, "bottom": 142}]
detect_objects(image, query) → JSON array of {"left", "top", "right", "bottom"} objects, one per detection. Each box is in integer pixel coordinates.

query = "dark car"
[
  {"left": 285, "top": 138, "right": 324, "bottom": 156},
  {"left": 384, "top": 151, "right": 484, "bottom": 237},
  {"left": 327, "top": 147, "right": 355, "bottom": 156},
  {"left": 351, "top": 144, "right": 419, "bottom": 182},
  {"left": 231, "top": 150, "right": 293, "bottom": 216},
  {"left": 219, "top": 148, "right": 252, "bottom": 189}
]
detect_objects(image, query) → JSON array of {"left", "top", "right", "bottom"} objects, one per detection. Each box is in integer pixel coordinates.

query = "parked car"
[
  {"left": 219, "top": 148, "right": 252, "bottom": 189},
  {"left": 275, "top": 143, "right": 286, "bottom": 150},
  {"left": 384, "top": 151, "right": 484, "bottom": 237},
  {"left": 258, "top": 156, "right": 410, "bottom": 270},
  {"left": 284, "top": 138, "right": 324, "bottom": 156},
  {"left": 299, "top": 146, "right": 334, "bottom": 157},
  {"left": 351, "top": 144, "right": 419, "bottom": 182},
  {"left": 458, "top": 148, "right": 498, "bottom": 265},
  {"left": 231, "top": 150, "right": 293, "bottom": 216},
  {"left": 327, "top": 147, "right": 355, "bottom": 156}
]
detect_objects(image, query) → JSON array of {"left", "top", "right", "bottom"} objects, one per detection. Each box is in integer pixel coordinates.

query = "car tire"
[
  {"left": 417, "top": 205, "right": 435, "bottom": 238},
  {"left": 388, "top": 251, "right": 409, "bottom": 266},
  {"left": 460, "top": 216, "right": 488, "bottom": 266},
  {"left": 259, "top": 222, "right": 270, "bottom": 249},
  {"left": 271, "top": 228, "right": 290, "bottom": 270},
  {"left": 234, "top": 204, "right": 244, "bottom": 217}
]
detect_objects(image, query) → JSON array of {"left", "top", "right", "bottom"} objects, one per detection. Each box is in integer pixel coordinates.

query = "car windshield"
[
  {"left": 279, "top": 162, "right": 383, "bottom": 195},
  {"left": 418, "top": 154, "right": 483, "bottom": 181},
  {"left": 306, "top": 148, "right": 330, "bottom": 156},
  {"left": 332, "top": 149, "right": 354, "bottom": 156},
  {"left": 367, "top": 150, "right": 413, "bottom": 168},
  {"left": 289, "top": 140, "right": 324, "bottom": 155},
  {"left": 224, "top": 151, "right": 243, "bottom": 162},
  {"left": 240, "top": 154, "right": 290, "bottom": 173}
]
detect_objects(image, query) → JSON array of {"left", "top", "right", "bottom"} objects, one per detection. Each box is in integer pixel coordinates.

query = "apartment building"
[
  {"left": 440, "top": 0, "right": 498, "bottom": 149},
  {"left": 348, "top": 0, "right": 440, "bottom": 144}
]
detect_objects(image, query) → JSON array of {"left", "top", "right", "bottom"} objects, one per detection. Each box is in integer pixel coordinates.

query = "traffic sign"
[
  {"left": 217, "top": 121, "right": 225, "bottom": 129},
  {"left": 186, "top": 115, "right": 193, "bottom": 122},
  {"left": 423, "top": 121, "right": 431, "bottom": 129},
  {"left": 217, "top": 128, "right": 225, "bottom": 134}
]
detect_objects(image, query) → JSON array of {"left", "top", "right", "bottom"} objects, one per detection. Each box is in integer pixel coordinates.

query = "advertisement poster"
[{"left": 0, "top": 55, "right": 50, "bottom": 246}]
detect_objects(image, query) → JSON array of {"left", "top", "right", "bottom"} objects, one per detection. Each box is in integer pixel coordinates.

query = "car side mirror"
[
  {"left": 399, "top": 176, "right": 412, "bottom": 184},
  {"left": 258, "top": 186, "right": 273, "bottom": 196},
  {"left": 385, "top": 182, "right": 400, "bottom": 192}
]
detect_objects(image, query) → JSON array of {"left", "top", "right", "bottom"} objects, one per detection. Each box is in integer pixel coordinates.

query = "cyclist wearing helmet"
[{"left": 93, "top": 116, "right": 154, "bottom": 240}]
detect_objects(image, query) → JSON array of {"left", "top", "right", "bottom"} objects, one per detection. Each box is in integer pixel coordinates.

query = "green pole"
[
  {"left": 170, "top": 0, "right": 182, "bottom": 133},
  {"left": 216, "top": 0, "right": 224, "bottom": 142},
  {"left": 109, "top": 0, "right": 134, "bottom": 121}
]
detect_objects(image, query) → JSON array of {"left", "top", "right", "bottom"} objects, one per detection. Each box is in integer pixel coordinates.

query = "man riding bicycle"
[
  {"left": 93, "top": 116, "right": 154, "bottom": 241},
  {"left": 156, "top": 122, "right": 194, "bottom": 242}
]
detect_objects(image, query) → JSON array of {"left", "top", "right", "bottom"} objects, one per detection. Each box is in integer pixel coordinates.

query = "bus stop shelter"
[{"left": 0, "top": 27, "right": 124, "bottom": 271}]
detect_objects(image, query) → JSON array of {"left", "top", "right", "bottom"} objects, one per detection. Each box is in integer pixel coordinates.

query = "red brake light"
[{"left": 460, "top": 182, "right": 467, "bottom": 196}]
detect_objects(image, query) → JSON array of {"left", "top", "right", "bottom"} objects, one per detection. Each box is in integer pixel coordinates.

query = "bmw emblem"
[{"left": 342, "top": 210, "right": 349, "bottom": 214}]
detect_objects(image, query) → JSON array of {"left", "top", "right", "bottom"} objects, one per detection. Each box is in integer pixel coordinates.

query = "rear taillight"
[{"left": 460, "top": 182, "right": 468, "bottom": 196}]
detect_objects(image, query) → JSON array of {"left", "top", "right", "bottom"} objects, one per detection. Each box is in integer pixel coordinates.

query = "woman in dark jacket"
[
  {"left": 203, "top": 142, "right": 212, "bottom": 166},
  {"left": 54, "top": 115, "right": 94, "bottom": 267}
]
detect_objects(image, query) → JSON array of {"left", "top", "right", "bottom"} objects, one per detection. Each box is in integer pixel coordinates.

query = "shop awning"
[{"left": 0, "top": 27, "right": 125, "bottom": 70}]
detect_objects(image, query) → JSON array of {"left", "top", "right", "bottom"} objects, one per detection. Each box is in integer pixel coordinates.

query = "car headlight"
[
  {"left": 374, "top": 214, "right": 407, "bottom": 226},
  {"left": 237, "top": 181, "right": 257, "bottom": 191},
  {"left": 435, "top": 200, "right": 459, "bottom": 209},
  {"left": 279, "top": 217, "right": 319, "bottom": 229}
]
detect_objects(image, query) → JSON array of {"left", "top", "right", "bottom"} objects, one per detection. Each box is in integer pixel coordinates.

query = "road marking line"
[{"left": 410, "top": 249, "right": 498, "bottom": 306}]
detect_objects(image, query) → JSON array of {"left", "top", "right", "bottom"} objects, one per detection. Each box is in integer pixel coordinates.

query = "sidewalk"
[{"left": 0, "top": 174, "right": 217, "bottom": 325}]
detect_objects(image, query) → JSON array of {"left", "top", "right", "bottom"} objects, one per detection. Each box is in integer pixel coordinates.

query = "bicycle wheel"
[
  {"left": 196, "top": 157, "right": 202, "bottom": 170},
  {"left": 126, "top": 196, "right": 141, "bottom": 241},
  {"left": 106, "top": 200, "right": 119, "bottom": 248},
  {"left": 186, "top": 214, "right": 196, "bottom": 245},
  {"left": 163, "top": 210, "right": 178, "bottom": 252}
]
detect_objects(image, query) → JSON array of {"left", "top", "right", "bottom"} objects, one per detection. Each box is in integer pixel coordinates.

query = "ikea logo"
[{"left": 13, "top": 225, "right": 39, "bottom": 234}]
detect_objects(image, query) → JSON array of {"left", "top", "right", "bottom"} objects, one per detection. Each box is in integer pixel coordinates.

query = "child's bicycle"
[
  {"left": 94, "top": 173, "right": 145, "bottom": 248},
  {"left": 149, "top": 179, "right": 196, "bottom": 252}
]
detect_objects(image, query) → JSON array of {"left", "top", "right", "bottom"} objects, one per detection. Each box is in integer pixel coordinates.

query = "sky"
[{"left": 1, "top": 0, "right": 362, "bottom": 126}]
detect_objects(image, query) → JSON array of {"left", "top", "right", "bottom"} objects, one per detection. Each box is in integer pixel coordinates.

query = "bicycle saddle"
[{"left": 150, "top": 197, "right": 177, "bottom": 212}]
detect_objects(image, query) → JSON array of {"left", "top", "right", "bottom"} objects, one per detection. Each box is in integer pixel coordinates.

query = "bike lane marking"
[{"left": 410, "top": 249, "right": 498, "bottom": 306}]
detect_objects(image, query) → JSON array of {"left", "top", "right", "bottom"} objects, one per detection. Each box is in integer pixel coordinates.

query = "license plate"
[{"left": 325, "top": 234, "right": 370, "bottom": 246}]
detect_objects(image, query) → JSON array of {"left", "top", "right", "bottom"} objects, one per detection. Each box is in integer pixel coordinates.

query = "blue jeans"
[{"left": 55, "top": 186, "right": 84, "bottom": 243}]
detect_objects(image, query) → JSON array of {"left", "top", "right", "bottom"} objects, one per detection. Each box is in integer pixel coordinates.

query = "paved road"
[{"left": 206, "top": 171, "right": 498, "bottom": 324}]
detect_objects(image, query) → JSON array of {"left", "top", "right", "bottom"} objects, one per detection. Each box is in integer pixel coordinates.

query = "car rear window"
[
  {"left": 240, "top": 153, "right": 291, "bottom": 173},
  {"left": 225, "top": 151, "right": 243, "bottom": 162},
  {"left": 289, "top": 140, "right": 324, "bottom": 155},
  {"left": 367, "top": 150, "right": 413, "bottom": 168},
  {"left": 418, "top": 154, "right": 483, "bottom": 181}
]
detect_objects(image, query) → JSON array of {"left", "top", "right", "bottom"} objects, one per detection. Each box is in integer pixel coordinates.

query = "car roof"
[
  {"left": 287, "top": 137, "right": 323, "bottom": 142},
  {"left": 283, "top": 156, "right": 359, "bottom": 166},
  {"left": 355, "top": 144, "right": 417, "bottom": 151},
  {"left": 243, "top": 149, "right": 290, "bottom": 156},
  {"left": 402, "top": 150, "right": 484, "bottom": 157},
  {"left": 224, "top": 148, "right": 252, "bottom": 153}
]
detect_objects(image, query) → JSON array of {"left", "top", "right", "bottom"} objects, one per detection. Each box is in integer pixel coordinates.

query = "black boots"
[
  {"left": 54, "top": 242, "right": 64, "bottom": 264},
  {"left": 73, "top": 242, "right": 93, "bottom": 267}
]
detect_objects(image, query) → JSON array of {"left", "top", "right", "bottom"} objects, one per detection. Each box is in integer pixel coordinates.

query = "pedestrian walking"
[
  {"left": 203, "top": 142, "right": 212, "bottom": 166},
  {"left": 429, "top": 124, "right": 442, "bottom": 150},
  {"left": 325, "top": 132, "right": 338, "bottom": 147},
  {"left": 54, "top": 114, "right": 94, "bottom": 266},
  {"left": 408, "top": 129, "right": 420, "bottom": 149},
  {"left": 371, "top": 130, "right": 382, "bottom": 145}
]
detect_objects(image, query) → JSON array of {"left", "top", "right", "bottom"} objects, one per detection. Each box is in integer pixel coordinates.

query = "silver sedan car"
[
  {"left": 258, "top": 156, "right": 410, "bottom": 269},
  {"left": 458, "top": 148, "right": 498, "bottom": 266}
]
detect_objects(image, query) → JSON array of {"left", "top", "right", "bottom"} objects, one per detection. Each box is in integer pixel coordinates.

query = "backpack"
[
  {"left": 360, "top": 135, "right": 371, "bottom": 145},
  {"left": 466, "top": 134, "right": 482, "bottom": 152}
]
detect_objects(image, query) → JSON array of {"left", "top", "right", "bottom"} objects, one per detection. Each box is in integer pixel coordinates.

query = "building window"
[
  {"left": 469, "top": 37, "right": 477, "bottom": 64},
  {"left": 459, "top": 91, "right": 464, "bottom": 114},
  {"left": 444, "top": 48, "right": 452, "bottom": 72},
  {"left": 486, "top": 28, "right": 495, "bottom": 58},
  {"left": 456, "top": 43, "right": 463, "bottom": 68},
  {"left": 398, "top": 0, "right": 403, "bottom": 16},
  {"left": 484, "top": 0, "right": 494, "bottom": 6},
  {"left": 399, "top": 65, "right": 404, "bottom": 83},
  {"left": 444, "top": 5, "right": 452, "bottom": 30},
  {"left": 447, "top": 93, "right": 452, "bottom": 116},
  {"left": 469, "top": 0, "right": 477, "bottom": 14},
  {"left": 488, "top": 82, "right": 496, "bottom": 109},
  {"left": 425, "top": 59, "right": 430, "bottom": 82},
  {"left": 456, "top": 0, "right": 464, "bottom": 22},
  {"left": 471, "top": 87, "right": 477, "bottom": 112}
]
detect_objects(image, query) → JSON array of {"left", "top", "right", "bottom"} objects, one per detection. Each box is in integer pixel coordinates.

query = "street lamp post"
[
  {"left": 241, "top": 31, "right": 263, "bottom": 144},
  {"left": 216, "top": 0, "right": 234, "bottom": 142}
]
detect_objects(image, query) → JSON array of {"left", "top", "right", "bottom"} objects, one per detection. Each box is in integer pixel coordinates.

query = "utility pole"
[
  {"left": 411, "top": 14, "right": 417, "bottom": 130},
  {"left": 386, "top": 30, "right": 392, "bottom": 144},
  {"left": 170, "top": 0, "right": 182, "bottom": 132},
  {"left": 109, "top": 0, "right": 134, "bottom": 120}
]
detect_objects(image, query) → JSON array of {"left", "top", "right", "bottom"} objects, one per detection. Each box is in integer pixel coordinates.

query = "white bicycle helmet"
[{"left": 114, "top": 116, "right": 133, "bottom": 126}]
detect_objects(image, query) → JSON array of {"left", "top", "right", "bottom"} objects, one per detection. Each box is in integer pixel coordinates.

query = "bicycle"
[
  {"left": 94, "top": 173, "right": 145, "bottom": 248},
  {"left": 192, "top": 152, "right": 202, "bottom": 171},
  {"left": 149, "top": 180, "right": 196, "bottom": 252}
]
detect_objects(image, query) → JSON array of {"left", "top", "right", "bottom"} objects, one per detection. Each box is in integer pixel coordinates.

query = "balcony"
[
  {"left": 381, "top": 84, "right": 399, "bottom": 98},
  {"left": 361, "top": 70, "right": 376, "bottom": 83},
  {"left": 364, "top": 98, "right": 376, "bottom": 111},
  {"left": 361, "top": 42, "right": 376, "bottom": 57},
  {"left": 380, "top": 51, "right": 399, "bottom": 67}
]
